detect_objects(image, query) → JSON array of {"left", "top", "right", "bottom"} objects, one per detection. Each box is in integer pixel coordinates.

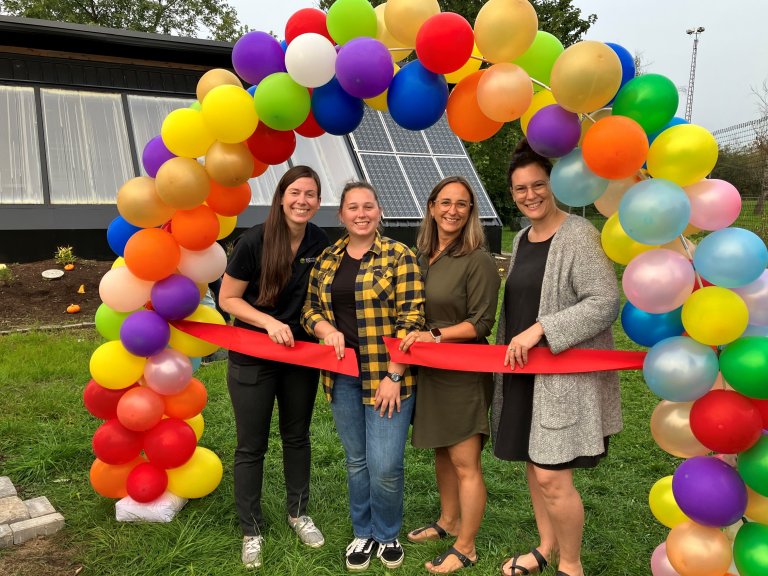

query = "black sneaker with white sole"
[
  {"left": 345, "top": 537, "right": 378, "bottom": 571},
  {"left": 377, "top": 539, "right": 404, "bottom": 569}
]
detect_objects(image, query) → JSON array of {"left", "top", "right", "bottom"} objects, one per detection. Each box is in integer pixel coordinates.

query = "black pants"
[{"left": 227, "top": 358, "right": 319, "bottom": 536}]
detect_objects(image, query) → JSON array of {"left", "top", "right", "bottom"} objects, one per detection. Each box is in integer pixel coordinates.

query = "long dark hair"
[
  {"left": 507, "top": 138, "right": 553, "bottom": 184},
  {"left": 256, "top": 165, "right": 321, "bottom": 307}
]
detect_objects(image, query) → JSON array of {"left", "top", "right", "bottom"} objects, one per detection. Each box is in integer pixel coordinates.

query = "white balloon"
[
  {"left": 733, "top": 269, "right": 768, "bottom": 326},
  {"left": 285, "top": 33, "right": 337, "bottom": 88},
  {"left": 177, "top": 243, "right": 227, "bottom": 284},
  {"left": 99, "top": 266, "right": 154, "bottom": 312}
]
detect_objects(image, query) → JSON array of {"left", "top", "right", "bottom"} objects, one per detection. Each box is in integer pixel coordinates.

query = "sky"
[{"left": 229, "top": 0, "right": 768, "bottom": 132}]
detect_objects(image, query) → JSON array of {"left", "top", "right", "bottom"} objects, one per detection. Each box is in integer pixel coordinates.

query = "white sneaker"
[
  {"left": 242, "top": 535, "right": 264, "bottom": 569},
  {"left": 288, "top": 515, "right": 325, "bottom": 548}
]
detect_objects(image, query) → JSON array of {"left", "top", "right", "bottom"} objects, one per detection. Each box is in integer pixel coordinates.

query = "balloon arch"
[{"left": 84, "top": 0, "right": 768, "bottom": 573}]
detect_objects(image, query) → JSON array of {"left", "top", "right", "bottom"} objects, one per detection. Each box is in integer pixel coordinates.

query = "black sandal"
[
  {"left": 428, "top": 546, "right": 477, "bottom": 572},
  {"left": 501, "top": 548, "right": 548, "bottom": 575},
  {"left": 407, "top": 521, "right": 449, "bottom": 543}
]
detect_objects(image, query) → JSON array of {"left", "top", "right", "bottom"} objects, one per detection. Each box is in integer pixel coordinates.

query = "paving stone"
[
  {"left": 24, "top": 496, "right": 56, "bottom": 519},
  {"left": 0, "top": 524, "right": 12, "bottom": 549},
  {"left": 0, "top": 496, "right": 30, "bottom": 525},
  {"left": 0, "top": 477, "right": 16, "bottom": 499},
  {"left": 10, "top": 513, "right": 65, "bottom": 545}
]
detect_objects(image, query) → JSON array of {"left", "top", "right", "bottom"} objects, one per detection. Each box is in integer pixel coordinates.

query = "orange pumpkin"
[
  {"left": 66, "top": 304, "right": 81, "bottom": 314},
  {"left": 64, "top": 263, "right": 75, "bottom": 271}
]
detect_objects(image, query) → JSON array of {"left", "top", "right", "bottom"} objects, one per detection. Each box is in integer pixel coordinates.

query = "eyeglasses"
[
  {"left": 434, "top": 199, "right": 473, "bottom": 211},
  {"left": 511, "top": 180, "right": 549, "bottom": 197}
]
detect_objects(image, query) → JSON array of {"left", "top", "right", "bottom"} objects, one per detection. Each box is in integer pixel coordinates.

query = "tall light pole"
[{"left": 684, "top": 26, "right": 705, "bottom": 122}]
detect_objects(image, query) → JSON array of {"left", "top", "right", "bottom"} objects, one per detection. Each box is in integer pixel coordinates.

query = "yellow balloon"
[
  {"left": 681, "top": 286, "right": 749, "bottom": 346},
  {"left": 166, "top": 447, "right": 223, "bottom": 499},
  {"left": 161, "top": 108, "right": 215, "bottom": 159},
  {"left": 594, "top": 173, "right": 642, "bottom": 217},
  {"left": 746, "top": 485, "right": 768, "bottom": 524},
  {"left": 216, "top": 213, "right": 237, "bottom": 240},
  {"left": 168, "top": 304, "right": 226, "bottom": 357},
  {"left": 649, "top": 476, "right": 690, "bottom": 528},
  {"left": 647, "top": 124, "right": 719, "bottom": 187},
  {"left": 474, "top": 0, "right": 538, "bottom": 63},
  {"left": 196, "top": 68, "right": 242, "bottom": 103},
  {"left": 444, "top": 43, "right": 483, "bottom": 85},
  {"left": 116, "top": 176, "right": 176, "bottom": 229},
  {"left": 550, "top": 40, "right": 622, "bottom": 113},
  {"left": 155, "top": 157, "right": 211, "bottom": 211},
  {"left": 650, "top": 400, "right": 710, "bottom": 459},
  {"left": 204, "top": 141, "right": 254, "bottom": 187},
  {"left": 666, "top": 521, "right": 732, "bottom": 576},
  {"left": 185, "top": 413, "right": 205, "bottom": 442},
  {"left": 384, "top": 0, "right": 440, "bottom": 46},
  {"left": 374, "top": 4, "right": 412, "bottom": 62},
  {"left": 600, "top": 213, "right": 657, "bottom": 265},
  {"left": 364, "top": 64, "right": 400, "bottom": 111},
  {"left": 520, "top": 89, "right": 556, "bottom": 135},
  {"left": 201, "top": 85, "right": 258, "bottom": 144},
  {"left": 89, "top": 341, "right": 146, "bottom": 390},
  {"left": 111, "top": 257, "right": 126, "bottom": 269},
  {"left": 476, "top": 63, "right": 533, "bottom": 122}
]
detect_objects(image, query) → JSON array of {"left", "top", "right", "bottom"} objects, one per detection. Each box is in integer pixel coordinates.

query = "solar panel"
[
  {"left": 399, "top": 156, "right": 441, "bottom": 208},
  {"left": 423, "top": 115, "right": 467, "bottom": 156},
  {"left": 358, "top": 153, "right": 422, "bottom": 219},
  {"left": 380, "top": 113, "right": 430, "bottom": 154},
  {"left": 349, "top": 108, "right": 392, "bottom": 153},
  {"left": 436, "top": 156, "right": 497, "bottom": 219}
]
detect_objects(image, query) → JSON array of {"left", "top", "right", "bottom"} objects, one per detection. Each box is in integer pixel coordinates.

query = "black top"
[
  {"left": 331, "top": 251, "right": 362, "bottom": 353},
  {"left": 225, "top": 222, "right": 330, "bottom": 365}
]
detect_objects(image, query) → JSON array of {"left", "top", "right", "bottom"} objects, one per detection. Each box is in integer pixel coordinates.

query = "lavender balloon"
[
  {"left": 527, "top": 104, "right": 581, "bottom": 158},
  {"left": 151, "top": 274, "right": 200, "bottom": 321},
  {"left": 650, "top": 542, "right": 681, "bottom": 576},
  {"left": 144, "top": 348, "right": 193, "bottom": 395},
  {"left": 672, "top": 456, "right": 747, "bottom": 527},
  {"left": 142, "top": 135, "right": 176, "bottom": 178},
  {"left": 335, "top": 37, "right": 394, "bottom": 99},
  {"left": 119, "top": 310, "right": 171, "bottom": 357},
  {"left": 232, "top": 31, "right": 287, "bottom": 85}
]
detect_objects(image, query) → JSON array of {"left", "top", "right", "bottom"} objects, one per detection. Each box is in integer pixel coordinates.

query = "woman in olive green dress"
[{"left": 400, "top": 176, "right": 500, "bottom": 573}]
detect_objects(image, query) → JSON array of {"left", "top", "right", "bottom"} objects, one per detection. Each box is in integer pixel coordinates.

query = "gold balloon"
[
  {"left": 374, "top": 4, "right": 412, "bottom": 62},
  {"left": 600, "top": 212, "right": 657, "bottom": 266},
  {"left": 594, "top": 173, "right": 642, "bottom": 217},
  {"left": 196, "top": 68, "right": 242, "bottom": 103},
  {"left": 155, "top": 157, "right": 211, "bottom": 210},
  {"left": 474, "top": 0, "right": 538, "bottom": 63},
  {"left": 650, "top": 400, "right": 709, "bottom": 459},
  {"left": 445, "top": 43, "right": 483, "bottom": 85},
  {"left": 520, "top": 89, "right": 556, "bottom": 135},
  {"left": 204, "top": 141, "right": 254, "bottom": 187},
  {"left": 666, "top": 521, "right": 732, "bottom": 576},
  {"left": 117, "top": 176, "right": 176, "bottom": 228},
  {"left": 216, "top": 213, "right": 237, "bottom": 240},
  {"left": 550, "top": 40, "right": 622, "bottom": 113},
  {"left": 384, "top": 0, "right": 439, "bottom": 46},
  {"left": 578, "top": 108, "right": 612, "bottom": 147},
  {"left": 649, "top": 475, "right": 690, "bottom": 528},
  {"left": 476, "top": 63, "right": 533, "bottom": 122},
  {"left": 746, "top": 485, "right": 768, "bottom": 524}
]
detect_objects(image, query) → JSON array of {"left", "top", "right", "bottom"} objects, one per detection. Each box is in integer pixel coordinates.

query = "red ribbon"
[
  {"left": 383, "top": 337, "right": 645, "bottom": 374},
  {"left": 172, "top": 320, "right": 359, "bottom": 377}
]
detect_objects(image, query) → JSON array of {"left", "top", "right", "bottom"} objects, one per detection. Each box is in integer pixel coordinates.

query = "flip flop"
[
  {"left": 427, "top": 546, "right": 477, "bottom": 573},
  {"left": 407, "top": 521, "right": 449, "bottom": 543},
  {"left": 500, "top": 548, "right": 548, "bottom": 576}
]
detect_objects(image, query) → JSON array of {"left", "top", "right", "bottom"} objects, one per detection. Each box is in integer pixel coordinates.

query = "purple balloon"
[
  {"left": 142, "top": 136, "right": 176, "bottom": 178},
  {"left": 335, "top": 37, "right": 394, "bottom": 99},
  {"left": 120, "top": 310, "right": 171, "bottom": 357},
  {"left": 672, "top": 456, "right": 747, "bottom": 527},
  {"left": 144, "top": 349, "right": 193, "bottom": 395},
  {"left": 527, "top": 104, "right": 581, "bottom": 158},
  {"left": 232, "top": 31, "right": 287, "bottom": 85},
  {"left": 151, "top": 275, "right": 201, "bottom": 321}
]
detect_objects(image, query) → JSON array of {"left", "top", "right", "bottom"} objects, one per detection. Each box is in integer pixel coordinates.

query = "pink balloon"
[
  {"left": 651, "top": 542, "right": 681, "bottom": 576},
  {"left": 144, "top": 349, "right": 193, "bottom": 395},
  {"left": 99, "top": 266, "right": 153, "bottom": 313},
  {"left": 623, "top": 249, "right": 696, "bottom": 313},
  {"left": 177, "top": 243, "right": 227, "bottom": 284},
  {"left": 733, "top": 269, "right": 768, "bottom": 326},
  {"left": 685, "top": 179, "right": 742, "bottom": 231}
]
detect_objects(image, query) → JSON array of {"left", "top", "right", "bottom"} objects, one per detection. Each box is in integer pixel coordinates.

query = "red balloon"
[
  {"left": 126, "top": 462, "right": 168, "bottom": 503},
  {"left": 690, "top": 390, "right": 763, "bottom": 453},
  {"left": 144, "top": 418, "right": 197, "bottom": 469},
  {"left": 92, "top": 419, "right": 144, "bottom": 465},
  {"left": 206, "top": 181, "right": 252, "bottom": 217},
  {"left": 83, "top": 379, "right": 138, "bottom": 420},
  {"left": 285, "top": 8, "right": 333, "bottom": 45},
  {"left": 117, "top": 387, "right": 165, "bottom": 432},
  {"left": 415, "top": 12, "right": 474, "bottom": 75},
  {"left": 752, "top": 398, "right": 768, "bottom": 428},
  {"left": 246, "top": 124, "right": 296, "bottom": 165},
  {"left": 295, "top": 108, "right": 326, "bottom": 138}
]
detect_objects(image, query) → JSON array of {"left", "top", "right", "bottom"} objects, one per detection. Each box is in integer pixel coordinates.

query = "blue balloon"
[
  {"left": 190, "top": 356, "right": 202, "bottom": 372},
  {"left": 605, "top": 42, "right": 635, "bottom": 104},
  {"left": 387, "top": 60, "right": 448, "bottom": 131},
  {"left": 647, "top": 116, "right": 688, "bottom": 146},
  {"left": 618, "top": 178, "right": 690, "bottom": 245},
  {"left": 280, "top": 39, "right": 288, "bottom": 53},
  {"left": 247, "top": 85, "right": 257, "bottom": 96},
  {"left": 621, "top": 302, "right": 684, "bottom": 348},
  {"left": 643, "top": 336, "right": 719, "bottom": 401},
  {"left": 106, "top": 216, "right": 142, "bottom": 257},
  {"left": 311, "top": 77, "right": 364, "bottom": 136},
  {"left": 693, "top": 227, "right": 768, "bottom": 288},
  {"left": 550, "top": 148, "right": 609, "bottom": 207}
]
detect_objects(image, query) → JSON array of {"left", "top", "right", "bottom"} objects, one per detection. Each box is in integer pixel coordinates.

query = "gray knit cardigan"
[{"left": 491, "top": 214, "right": 623, "bottom": 464}]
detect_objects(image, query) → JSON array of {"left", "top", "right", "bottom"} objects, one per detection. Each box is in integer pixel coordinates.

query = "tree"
[{"left": 0, "top": 0, "right": 247, "bottom": 41}]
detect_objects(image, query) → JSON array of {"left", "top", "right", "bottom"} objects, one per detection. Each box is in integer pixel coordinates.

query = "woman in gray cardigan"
[{"left": 496, "top": 140, "right": 622, "bottom": 576}]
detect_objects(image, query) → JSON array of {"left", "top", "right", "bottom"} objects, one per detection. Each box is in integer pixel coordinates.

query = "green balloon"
[
  {"left": 734, "top": 521, "right": 768, "bottom": 576},
  {"left": 253, "top": 72, "right": 311, "bottom": 132},
  {"left": 189, "top": 101, "right": 201, "bottom": 111},
  {"left": 513, "top": 31, "right": 563, "bottom": 88},
  {"left": 738, "top": 434, "right": 768, "bottom": 497},
  {"left": 720, "top": 336, "right": 768, "bottom": 399},
  {"left": 327, "top": 0, "right": 377, "bottom": 46},
  {"left": 612, "top": 73, "right": 679, "bottom": 134},
  {"left": 95, "top": 303, "right": 129, "bottom": 341}
]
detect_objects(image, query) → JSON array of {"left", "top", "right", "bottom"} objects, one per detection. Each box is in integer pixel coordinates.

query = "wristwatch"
[
  {"left": 386, "top": 372, "right": 403, "bottom": 383},
  {"left": 429, "top": 327, "right": 442, "bottom": 343}
]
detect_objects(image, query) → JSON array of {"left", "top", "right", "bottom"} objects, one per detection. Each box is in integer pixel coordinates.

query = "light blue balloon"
[
  {"left": 618, "top": 178, "right": 690, "bottom": 245},
  {"left": 643, "top": 336, "right": 719, "bottom": 401},
  {"left": 647, "top": 116, "right": 688, "bottom": 146},
  {"left": 190, "top": 356, "right": 202, "bottom": 372},
  {"left": 693, "top": 227, "right": 768, "bottom": 288},
  {"left": 550, "top": 149, "right": 609, "bottom": 207},
  {"left": 743, "top": 324, "right": 768, "bottom": 338}
]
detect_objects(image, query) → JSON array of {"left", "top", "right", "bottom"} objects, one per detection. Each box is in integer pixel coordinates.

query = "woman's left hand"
[
  {"left": 505, "top": 322, "right": 545, "bottom": 369},
  {"left": 399, "top": 330, "right": 432, "bottom": 352},
  {"left": 374, "top": 377, "right": 401, "bottom": 418}
]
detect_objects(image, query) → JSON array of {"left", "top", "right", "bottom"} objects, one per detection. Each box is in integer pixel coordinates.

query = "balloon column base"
[{"left": 115, "top": 491, "right": 188, "bottom": 523}]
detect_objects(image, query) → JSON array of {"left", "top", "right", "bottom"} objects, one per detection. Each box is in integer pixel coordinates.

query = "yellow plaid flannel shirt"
[{"left": 302, "top": 233, "right": 425, "bottom": 404}]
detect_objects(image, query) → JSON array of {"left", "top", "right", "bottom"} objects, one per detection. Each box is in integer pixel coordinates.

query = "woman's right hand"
[
  {"left": 324, "top": 330, "right": 346, "bottom": 359},
  {"left": 264, "top": 319, "right": 295, "bottom": 347}
]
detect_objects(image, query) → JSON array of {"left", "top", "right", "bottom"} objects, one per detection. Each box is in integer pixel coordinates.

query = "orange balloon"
[
  {"left": 204, "top": 141, "right": 254, "bottom": 187},
  {"left": 117, "top": 176, "right": 176, "bottom": 228},
  {"left": 578, "top": 108, "right": 612, "bottom": 146},
  {"left": 196, "top": 68, "right": 242, "bottom": 103},
  {"left": 666, "top": 521, "right": 732, "bottom": 576},
  {"left": 582, "top": 116, "right": 649, "bottom": 179},
  {"left": 124, "top": 228, "right": 180, "bottom": 281},
  {"left": 163, "top": 378, "right": 208, "bottom": 420},
  {"left": 117, "top": 387, "right": 165, "bottom": 432},
  {"left": 171, "top": 205, "right": 220, "bottom": 251},
  {"left": 206, "top": 181, "right": 252, "bottom": 217},
  {"left": 90, "top": 455, "right": 145, "bottom": 498},
  {"left": 476, "top": 62, "right": 533, "bottom": 122},
  {"left": 446, "top": 71, "right": 504, "bottom": 142},
  {"left": 155, "top": 157, "right": 211, "bottom": 210}
]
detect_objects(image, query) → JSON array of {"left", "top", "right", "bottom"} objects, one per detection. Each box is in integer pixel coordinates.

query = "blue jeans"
[{"left": 331, "top": 374, "right": 414, "bottom": 543}]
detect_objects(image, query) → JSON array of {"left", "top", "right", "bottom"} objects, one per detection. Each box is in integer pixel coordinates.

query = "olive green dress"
[{"left": 411, "top": 248, "right": 501, "bottom": 448}]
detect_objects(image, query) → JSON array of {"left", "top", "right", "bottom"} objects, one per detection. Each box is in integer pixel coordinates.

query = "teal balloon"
[
  {"left": 94, "top": 303, "right": 130, "bottom": 341},
  {"left": 612, "top": 73, "right": 679, "bottom": 134},
  {"left": 550, "top": 148, "right": 609, "bottom": 207},
  {"left": 738, "top": 433, "right": 768, "bottom": 496},
  {"left": 719, "top": 336, "right": 768, "bottom": 399},
  {"left": 326, "top": 0, "right": 377, "bottom": 46},
  {"left": 734, "top": 520, "right": 768, "bottom": 576},
  {"left": 253, "top": 72, "right": 311, "bottom": 131},
  {"left": 618, "top": 178, "right": 690, "bottom": 244},
  {"left": 693, "top": 227, "right": 768, "bottom": 288}
]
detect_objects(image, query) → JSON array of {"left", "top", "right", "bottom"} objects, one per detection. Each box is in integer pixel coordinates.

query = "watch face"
[
  {"left": 430, "top": 328, "right": 441, "bottom": 338},
  {"left": 388, "top": 372, "right": 402, "bottom": 382}
]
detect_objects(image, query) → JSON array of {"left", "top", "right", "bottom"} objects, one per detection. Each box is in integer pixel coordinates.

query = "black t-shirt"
[
  {"left": 225, "top": 222, "right": 329, "bottom": 364},
  {"left": 331, "top": 251, "right": 362, "bottom": 353}
]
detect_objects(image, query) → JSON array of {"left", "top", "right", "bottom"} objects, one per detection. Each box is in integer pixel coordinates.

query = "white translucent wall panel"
[
  {"left": 0, "top": 86, "right": 43, "bottom": 204},
  {"left": 291, "top": 133, "right": 360, "bottom": 206}
]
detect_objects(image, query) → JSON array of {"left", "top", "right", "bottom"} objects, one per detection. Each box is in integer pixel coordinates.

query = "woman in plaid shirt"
[{"left": 302, "top": 181, "right": 425, "bottom": 571}]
